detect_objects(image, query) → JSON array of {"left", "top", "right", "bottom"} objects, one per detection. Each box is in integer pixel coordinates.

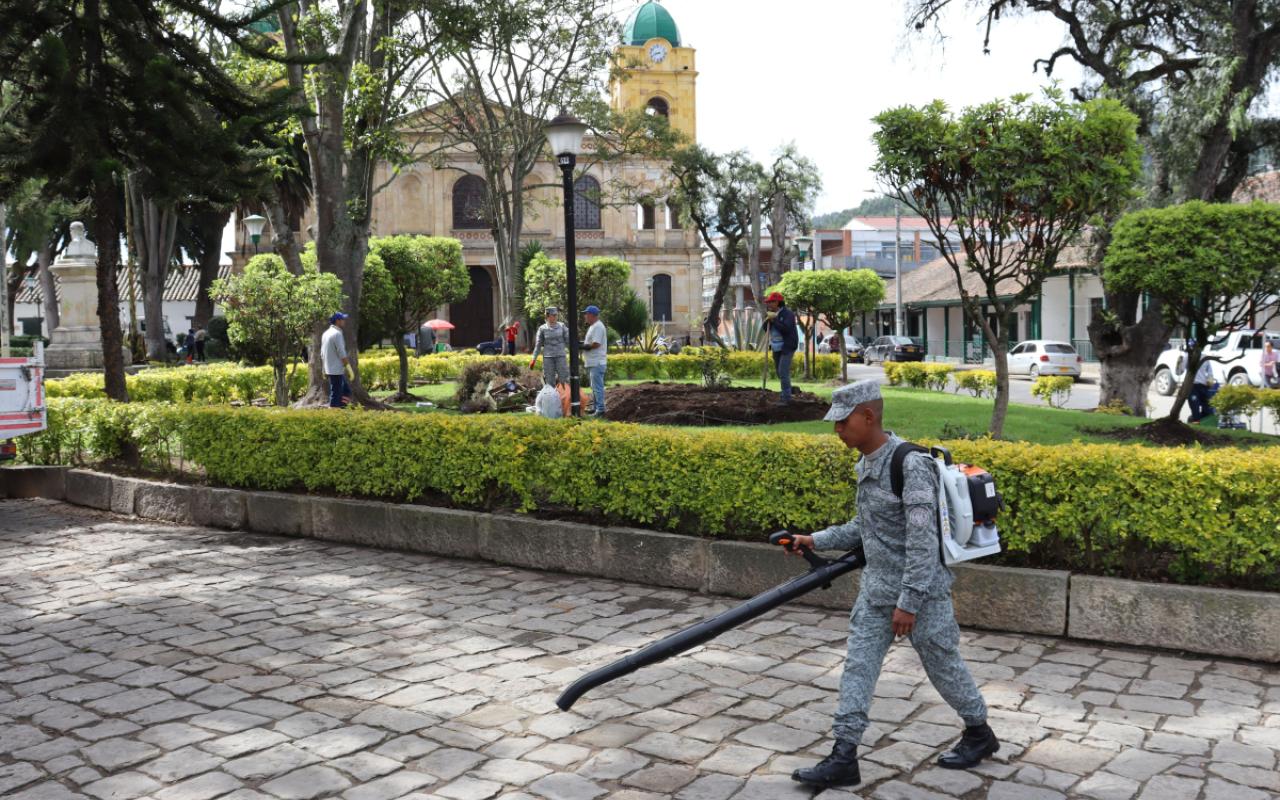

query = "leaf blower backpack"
[{"left": 891, "top": 443, "right": 1002, "bottom": 565}]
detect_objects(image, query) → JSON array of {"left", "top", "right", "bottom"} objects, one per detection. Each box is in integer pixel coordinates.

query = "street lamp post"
[
  {"left": 242, "top": 214, "right": 267, "bottom": 255},
  {"left": 545, "top": 112, "right": 589, "bottom": 417}
]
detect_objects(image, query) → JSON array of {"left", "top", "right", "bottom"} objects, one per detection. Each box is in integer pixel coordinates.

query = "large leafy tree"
[
  {"left": 874, "top": 92, "right": 1141, "bottom": 438},
  {"left": 409, "top": 0, "right": 627, "bottom": 330},
  {"left": 772, "top": 270, "right": 886, "bottom": 382},
  {"left": 908, "top": 0, "right": 1280, "bottom": 415},
  {"left": 366, "top": 235, "right": 470, "bottom": 401},
  {"left": 211, "top": 254, "right": 342, "bottom": 407},
  {"left": 1104, "top": 201, "right": 1280, "bottom": 419},
  {"left": 275, "top": 0, "right": 438, "bottom": 406},
  {"left": 0, "top": 0, "right": 288, "bottom": 400},
  {"left": 668, "top": 146, "right": 762, "bottom": 348}
]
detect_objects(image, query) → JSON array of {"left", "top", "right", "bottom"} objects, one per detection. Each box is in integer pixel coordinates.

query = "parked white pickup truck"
[
  {"left": 1153, "top": 329, "right": 1280, "bottom": 396},
  {"left": 0, "top": 342, "right": 47, "bottom": 461}
]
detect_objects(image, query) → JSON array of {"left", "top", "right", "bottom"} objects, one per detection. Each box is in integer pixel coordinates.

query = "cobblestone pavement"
[{"left": 2, "top": 501, "right": 1279, "bottom": 800}]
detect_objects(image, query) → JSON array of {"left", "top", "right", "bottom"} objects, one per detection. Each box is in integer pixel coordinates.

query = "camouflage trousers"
[
  {"left": 542, "top": 356, "right": 569, "bottom": 387},
  {"left": 834, "top": 594, "right": 987, "bottom": 744}
]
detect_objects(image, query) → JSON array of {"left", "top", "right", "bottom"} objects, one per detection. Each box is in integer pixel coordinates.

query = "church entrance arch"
[{"left": 449, "top": 266, "right": 495, "bottom": 349}]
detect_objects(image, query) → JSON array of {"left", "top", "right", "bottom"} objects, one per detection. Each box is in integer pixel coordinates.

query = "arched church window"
[
  {"left": 574, "top": 175, "right": 602, "bottom": 230},
  {"left": 646, "top": 97, "right": 669, "bottom": 118},
  {"left": 452, "top": 175, "right": 489, "bottom": 229}
]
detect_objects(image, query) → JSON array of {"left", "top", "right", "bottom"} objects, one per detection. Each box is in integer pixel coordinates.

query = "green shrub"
[
  {"left": 1211, "top": 385, "right": 1264, "bottom": 419},
  {"left": 24, "top": 399, "right": 1280, "bottom": 588},
  {"left": 955, "top": 370, "right": 997, "bottom": 398},
  {"left": 882, "top": 362, "right": 903, "bottom": 386},
  {"left": 923, "top": 363, "right": 954, "bottom": 391},
  {"left": 1031, "top": 375, "right": 1075, "bottom": 408},
  {"left": 897, "top": 362, "right": 929, "bottom": 388}
]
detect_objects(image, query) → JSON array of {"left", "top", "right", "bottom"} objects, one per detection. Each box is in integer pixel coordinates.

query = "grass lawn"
[{"left": 374, "top": 379, "right": 1269, "bottom": 446}]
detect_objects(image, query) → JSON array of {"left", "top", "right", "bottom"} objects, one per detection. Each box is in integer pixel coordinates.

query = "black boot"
[
  {"left": 791, "top": 740, "right": 860, "bottom": 788},
  {"left": 937, "top": 723, "right": 1000, "bottom": 769}
]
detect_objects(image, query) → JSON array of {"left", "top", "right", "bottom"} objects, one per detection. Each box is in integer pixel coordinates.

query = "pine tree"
[{"left": 0, "top": 0, "right": 288, "bottom": 399}]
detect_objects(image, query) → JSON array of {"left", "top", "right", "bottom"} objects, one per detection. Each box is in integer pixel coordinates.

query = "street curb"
[{"left": 6, "top": 465, "right": 1277, "bottom": 663}]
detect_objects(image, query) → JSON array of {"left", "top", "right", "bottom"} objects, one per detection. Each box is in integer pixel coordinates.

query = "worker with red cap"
[{"left": 763, "top": 291, "right": 799, "bottom": 404}]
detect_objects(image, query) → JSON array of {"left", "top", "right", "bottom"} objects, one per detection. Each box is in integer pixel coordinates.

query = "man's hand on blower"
[{"left": 785, "top": 534, "right": 815, "bottom": 554}]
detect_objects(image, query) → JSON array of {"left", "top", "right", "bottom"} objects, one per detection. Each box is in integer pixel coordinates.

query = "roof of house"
[
  {"left": 880, "top": 239, "right": 1094, "bottom": 306},
  {"left": 14, "top": 264, "right": 233, "bottom": 305},
  {"left": 843, "top": 215, "right": 953, "bottom": 232}
]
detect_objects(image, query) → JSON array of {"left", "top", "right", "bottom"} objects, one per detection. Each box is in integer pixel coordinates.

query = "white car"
[
  {"left": 1153, "top": 329, "right": 1280, "bottom": 395},
  {"left": 1007, "top": 340, "right": 1083, "bottom": 379}
]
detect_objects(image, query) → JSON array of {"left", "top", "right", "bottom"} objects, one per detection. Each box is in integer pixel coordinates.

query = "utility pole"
[{"left": 894, "top": 199, "right": 903, "bottom": 337}]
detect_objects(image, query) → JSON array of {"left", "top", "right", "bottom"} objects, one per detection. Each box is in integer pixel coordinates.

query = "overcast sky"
[{"left": 650, "top": 0, "right": 1085, "bottom": 214}]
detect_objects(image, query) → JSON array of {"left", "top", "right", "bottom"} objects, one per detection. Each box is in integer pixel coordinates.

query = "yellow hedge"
[
  {"left": 46, "top": 351, "right": 845, "bottom": 403},
  {"left": 21, "top": 398, "right": 1280, "bottom": 587}
]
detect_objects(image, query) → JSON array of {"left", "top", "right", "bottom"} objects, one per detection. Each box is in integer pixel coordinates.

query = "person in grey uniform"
[
  {"left": 530, "top": 307, "right": 570, "bottom": 387},
  {"left": 786, "top": 380, "right": 998, "bottom": 789}
]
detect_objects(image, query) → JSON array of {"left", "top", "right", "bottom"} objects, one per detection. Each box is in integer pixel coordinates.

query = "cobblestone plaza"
[{"left": 1, "top": 501, "right": 1277, "bottom": 800}]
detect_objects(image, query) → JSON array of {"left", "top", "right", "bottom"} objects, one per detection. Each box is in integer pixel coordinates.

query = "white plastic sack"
[{"left": 535, "top": 384, "right": 563, "bottom": 418}]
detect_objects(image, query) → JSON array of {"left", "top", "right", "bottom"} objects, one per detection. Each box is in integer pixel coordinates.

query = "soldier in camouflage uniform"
[
  {"left": 788, "top": 380, "right": 998, "bottom": 789},
  {"left": 530, "top": 307, "right": 571, "bottom": 387}
]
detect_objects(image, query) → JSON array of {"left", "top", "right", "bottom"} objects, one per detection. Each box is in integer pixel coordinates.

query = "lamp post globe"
[
  {"left": 544, "top": 112, "right": 589, "bottom": 417},
  {"left": 242, "top": 214, "right": 268, "bottom": 254}
]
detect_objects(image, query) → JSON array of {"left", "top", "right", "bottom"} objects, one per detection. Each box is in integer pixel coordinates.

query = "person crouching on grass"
[{"left": 784, "top": 380, "right": 999, "bottom": 789}]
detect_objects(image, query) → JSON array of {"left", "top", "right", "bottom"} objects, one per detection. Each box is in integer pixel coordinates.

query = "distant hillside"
[{"left": 812, "top": 195, "right": 929, "bottom": 229}]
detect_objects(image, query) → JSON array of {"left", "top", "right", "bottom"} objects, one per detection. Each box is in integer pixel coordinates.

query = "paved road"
[{"left": 1, "top": 501, "right": 1278, "bottom": 800}]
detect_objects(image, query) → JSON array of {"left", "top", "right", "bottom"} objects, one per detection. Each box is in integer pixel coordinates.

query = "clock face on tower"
[{"left": 648, "top": 43, "right": 667, "bottom": 63}]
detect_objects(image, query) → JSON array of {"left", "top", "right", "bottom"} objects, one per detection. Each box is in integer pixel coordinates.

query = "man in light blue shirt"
[{"left": 582, "top": 305, "right": 608, "bottom": 416}]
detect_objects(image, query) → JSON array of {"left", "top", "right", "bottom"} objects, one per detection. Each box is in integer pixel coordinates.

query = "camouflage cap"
[{"left": 824, "top": 380, "right": 882, "bottom": 422}]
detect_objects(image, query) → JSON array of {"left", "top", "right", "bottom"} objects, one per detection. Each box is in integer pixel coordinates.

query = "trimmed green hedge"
[
  {"left": 21, "top": 399, "right": 1280, "bottom": 589},
  {"left": 45, "top": 351, "right": 845, "bottom": 403}
]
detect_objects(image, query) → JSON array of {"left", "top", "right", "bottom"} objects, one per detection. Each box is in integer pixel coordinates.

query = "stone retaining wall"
[{"left": 4, "top": 466, "right": 1278, "bottom": 663}]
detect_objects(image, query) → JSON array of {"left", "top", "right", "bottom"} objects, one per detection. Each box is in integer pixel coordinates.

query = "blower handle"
[{"left": 769, "top": 530, "right": 829, "bottom": 571}]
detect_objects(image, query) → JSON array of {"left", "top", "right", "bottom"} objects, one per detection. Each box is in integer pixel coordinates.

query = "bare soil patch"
[
  {"left": 1083, "top": 416, "right": 1239, "bottom": 447},
  {"left": 605, "top": 382, "right": 830, "bottom": 426}
]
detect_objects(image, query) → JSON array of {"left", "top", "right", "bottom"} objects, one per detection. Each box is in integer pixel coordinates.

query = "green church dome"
[{"left": 624, "top": 1, "right": 680, "bottom": 47}]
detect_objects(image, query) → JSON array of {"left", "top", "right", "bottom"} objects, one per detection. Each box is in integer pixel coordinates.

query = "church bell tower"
[{"left": 610, "top": 1, "right": 698, "bottom": 142}]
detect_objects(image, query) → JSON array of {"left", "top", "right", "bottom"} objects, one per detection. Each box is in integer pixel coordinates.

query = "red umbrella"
[{"left": 425, "top": 319, "right": 455, "bottom": 330}]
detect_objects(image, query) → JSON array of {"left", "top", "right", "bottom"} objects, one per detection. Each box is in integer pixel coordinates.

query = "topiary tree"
[
  {"left": 522, "top": 252, "right": 631, "bottom": 322},
  {"left": 1103, "top": 201, "right": 1280, "bottom": 421},
  {"left": 366, "top": 236, "right": 470, "bottom": 402},
  {"left": 874, "top": 91, "right": 1141, "bottom": 438},
  {"left": 358, "top": 253, "right": 396, "bottom": 351},
  {"left": 210, "top": 254, "right": 343, "bottom": 407},
  {"left": 770, "top": 269, "right": 885, "bottom": 382},
  {"left": 612, "top": 287, "right": 649, "bottom": 351}
]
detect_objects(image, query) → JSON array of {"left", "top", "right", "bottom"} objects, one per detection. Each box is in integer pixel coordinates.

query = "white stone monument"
[{"left": 45, "top": 221, "right": 132, "bottom": 371}]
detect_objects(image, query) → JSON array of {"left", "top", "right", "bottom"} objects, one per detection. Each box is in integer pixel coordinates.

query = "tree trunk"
[
  {"left": 192, "top": 209, "right": 230, "bottom": 330},
  {"left": 393, "top": 338, "right": 411, "bottom": 402},
  {"left": 1168, "top": 344, "right": 1206, "bottom": 422},
  {"left": 703, "top": 246, "right": 739, "bottom": 348},
  {"left": 4, "top": 259, "right": 21, "bottom": 338},
  {"left": 1089, "top": 290, "right": 1169, "bottom": 417},
  {"left": 127, "top": 179, "right": 179, "bottom": 361},
  {"left": 265, "top": 197, "right": 303, "bottom": 275},
  {"left": 974, "top": 307, "right": 1009, "bottom": 438},
  {"left": 838, "top": 327, "right": 848, "bottom": 383},
  {"left": 37, "top": 246, "right": 58, "bottom": 332},
  {"left": 93, "top": 182, "right": 130, "bottom": 402},
  {"left": 272, "top": 360, "right": 289, "bottom": 407}
]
